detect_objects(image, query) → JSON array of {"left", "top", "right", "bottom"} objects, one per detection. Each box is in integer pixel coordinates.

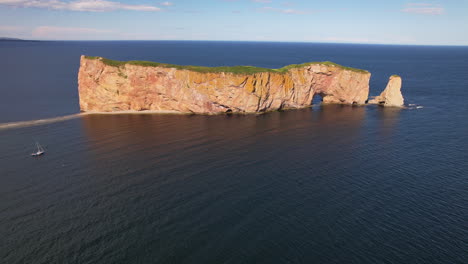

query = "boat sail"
[{"left": 31, "top": 142, "right": 45, "bottom": 157}]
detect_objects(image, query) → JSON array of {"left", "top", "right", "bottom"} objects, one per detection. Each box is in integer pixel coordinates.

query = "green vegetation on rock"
[{"left": 84, "top": 56, "right": 369, "bottom": 74}]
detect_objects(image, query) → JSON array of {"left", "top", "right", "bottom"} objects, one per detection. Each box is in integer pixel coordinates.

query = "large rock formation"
[
  {"left": 369, "top": 75, "right": 404, "bottom": 107},
  {"left": 78, "top": 56, "right": 371, "bottom": 114}
]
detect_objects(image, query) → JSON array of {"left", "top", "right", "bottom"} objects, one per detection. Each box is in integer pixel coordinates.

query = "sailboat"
[{"left": 31, "top": 142, "right": 45, "bottom": 157}]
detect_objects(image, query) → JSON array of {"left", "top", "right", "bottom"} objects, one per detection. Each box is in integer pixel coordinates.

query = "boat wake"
[
  {"left": 407, "top": 104, "right": 424, "bottom": 110},
  {"left": 0, "top": 113, "right": 84, "bottom": 131}
]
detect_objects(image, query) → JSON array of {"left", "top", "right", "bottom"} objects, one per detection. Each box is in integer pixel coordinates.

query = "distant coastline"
[{"left": 0, "top": 37, "right": 39, "bottom": 42}]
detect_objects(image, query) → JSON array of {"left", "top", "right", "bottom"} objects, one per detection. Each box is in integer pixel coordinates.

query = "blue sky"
[{"left": 0, "top": 0, "right": 467, "bottom": 45}]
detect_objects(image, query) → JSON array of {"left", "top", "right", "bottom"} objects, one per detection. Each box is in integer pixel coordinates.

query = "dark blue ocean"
[{"left": 0, "top": 41, "right": 467, "bottom": 264}]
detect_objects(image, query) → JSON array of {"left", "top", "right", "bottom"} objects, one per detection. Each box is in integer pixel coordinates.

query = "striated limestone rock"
[
  {"left": 78, "top": 56, "right": 371, "bottom": 114},
  {"left": 369, "top": 75, "right": 404, "bottom": 107}
]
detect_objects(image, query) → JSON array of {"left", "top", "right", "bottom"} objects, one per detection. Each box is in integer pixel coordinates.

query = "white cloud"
[
  {"left": 0, "top": 0, "right": 161, "bottom": 12},
  {"left": 402, "top": 3, "right": 444, "bottom": 15},
  {"left": 160, "top": 1, "right": 173, "bottom": 6},
  {"left": 281, "top": 1, "right": 294, "bottom": 7},
  {"left": 281, "top": 9, "right": 305, "bottom": 14},
  {"left": 252, "top": 0, "right": 271, "bottom": 3},
  {"left": 258, "top": 6, "right": 309, "bottom": 14},
  {"left": 406, "top": 3, "right": 433, "bottom": 7}
]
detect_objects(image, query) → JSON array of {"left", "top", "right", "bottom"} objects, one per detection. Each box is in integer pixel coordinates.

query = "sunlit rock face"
[
  {"left": 369, "top": 75, "right": 404, "bottom": 107},
  {"left": 78, "top": 56, "right": 371, "bottom": 114}
]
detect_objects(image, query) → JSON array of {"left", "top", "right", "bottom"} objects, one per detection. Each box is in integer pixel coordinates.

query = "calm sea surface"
[{"left": 0, "top": 41, "right": 467, "bottom": 263}]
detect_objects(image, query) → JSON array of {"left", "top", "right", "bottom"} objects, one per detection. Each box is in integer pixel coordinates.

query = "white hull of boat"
[{"left": 31, "top": 142, "right": 45, "bottom": 157}]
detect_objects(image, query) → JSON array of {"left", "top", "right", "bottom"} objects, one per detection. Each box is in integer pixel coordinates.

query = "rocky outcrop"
[
  {"left": 369, "top": 75, "right": 404, "bottom": 107},
  {"left": 78, "top": 56, "right": 371, "bottom": 114}
]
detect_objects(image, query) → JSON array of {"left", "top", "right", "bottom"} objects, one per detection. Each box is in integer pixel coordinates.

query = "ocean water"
[{"left": 0, "top": 41, "right": 467, "bottom": 263}]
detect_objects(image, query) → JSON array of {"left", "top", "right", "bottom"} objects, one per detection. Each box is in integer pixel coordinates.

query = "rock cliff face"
[
  {"left": 78, "top": 56, "right": 371, "bottom": 114},
  {"left": 368, "top": 75, "right": 404, "bottom": 107}
]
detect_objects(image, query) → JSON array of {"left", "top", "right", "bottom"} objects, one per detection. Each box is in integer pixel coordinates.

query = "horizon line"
[{"left": 3, "top": 38, "right": 468, "bottom": 47}]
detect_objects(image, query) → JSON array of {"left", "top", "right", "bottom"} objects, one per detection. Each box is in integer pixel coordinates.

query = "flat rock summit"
[{"left": 78, "top": 56, "right": 403, "bottom": 114}]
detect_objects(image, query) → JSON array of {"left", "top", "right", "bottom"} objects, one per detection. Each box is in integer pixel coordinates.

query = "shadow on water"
[
  {"left": 375, "top": 106, "right": 403, "bottom": 138},
  {"left": 311, "top": 104, "right": 367, "bottom": 143},
  {"left": 360, "top": 105, "right": 403, "bottom": 145},
  {"left": 78, "top": 107, "right": 370, "bottom": 176},
  {"left": 79, "top": 106, "right": 369, "bottom": 160}
]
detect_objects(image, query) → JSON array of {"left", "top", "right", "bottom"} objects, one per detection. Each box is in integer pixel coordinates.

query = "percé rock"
[
  {"left": 78, "top": 55, "right": 371, "bottom": 114},
  {"left": 369, "top": 75, "right": 404, "bottom": 107}
]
